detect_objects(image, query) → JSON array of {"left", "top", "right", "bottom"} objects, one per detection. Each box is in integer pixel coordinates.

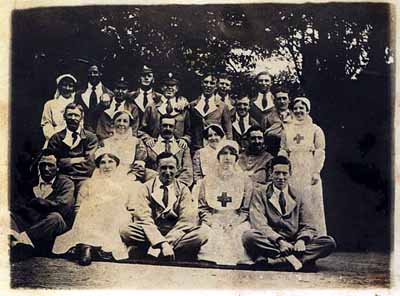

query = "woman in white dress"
[
  {"left": 52, "top": 147, "right": 147, "bottom": 265},
  {"left": 195, "top": 140, "right": 253, "bottom": 265},
  {"left": 279, "top": 97, "right": 327, "bottom": 235},
  {"left": 192, "top": 124, "right": 225, "bottom": 183},
  {"left": 41, "top": 74, "right": 77, "bottom": 147},
  {"left": 102, "top": 110, "right": 151, "bottom": 182}
]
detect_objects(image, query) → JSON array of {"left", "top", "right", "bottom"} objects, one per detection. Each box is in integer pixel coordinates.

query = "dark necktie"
[
  {"left": 161, "top": 185, "right": 169, "bottom": 208},
  {"left": 279, "top": 191, "right": 286, "bottom": 215},
  {"left": 72, "top": 131, "right": 79, "bottom": 145},
  {"left": 114, "top": 101, "right": 122, "bottom": 112},
  {"left": 239, "top": 117, "right": 246, "bottom": 134},
  {"left": 90, "top": 86, "right": 97, "bottom": 108},
  {"left": 166, "top": 99, "right": 173, "bottom": 114},
  {"left": 143, "top": 92, "right": 148, "bottom": 108},
  {"left": 262, "top": 93, "right": 268, "bottom": 109},
  {"left": 203, "top": 98, "right": 210, "bottom": 114},
  {"left": 163, "top": 139, "right": 171, "bottom": 153}
]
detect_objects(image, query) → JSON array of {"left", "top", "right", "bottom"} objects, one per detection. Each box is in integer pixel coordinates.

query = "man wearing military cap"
[
  {"left": 10, "top": 150, "right": 75, "bottom": 261},
  {"left": 127, "top": 65, "right": 163, "bottom": 125},
  {"left": 141, "top": 71, "right": 191, "bottom": 149},
  {"left": 94, "top": 76, "right": 141, "bottom": 142}
]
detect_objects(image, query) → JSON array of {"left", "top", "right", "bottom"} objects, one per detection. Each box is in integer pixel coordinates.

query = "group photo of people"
[
  {"left": 8, "top": 3, "right": 392, "bottom": 288},
  {"left": 10, "top": 61, "right": 337, "bottom": 272}
]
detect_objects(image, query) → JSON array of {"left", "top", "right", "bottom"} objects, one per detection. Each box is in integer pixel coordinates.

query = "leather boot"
[{"left": 78, "top": 244, "right": 92, "bottom": 266}]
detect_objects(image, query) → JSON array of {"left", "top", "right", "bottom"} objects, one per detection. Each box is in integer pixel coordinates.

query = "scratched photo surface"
[{"left": 9, "top": 2, "right": 393, "bottom": 290}]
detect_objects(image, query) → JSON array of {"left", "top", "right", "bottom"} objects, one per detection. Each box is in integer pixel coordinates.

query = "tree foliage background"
[{"left": 12, "top": 3, "right": 394, "bottom": 251}]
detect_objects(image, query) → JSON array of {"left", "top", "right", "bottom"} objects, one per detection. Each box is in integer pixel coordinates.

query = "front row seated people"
[
  {"left": 52, "top": 147, "right": 144, "bottom": 265},
  {"left": 10, "top": 150, "right": 75, "bottom": 261},
  {"left": 120, "top": 152, "right": 208, "bottom": 261},
  {"left": 241, "top": 156, "right": 336, "bottom": 271},
  {"left": 195, "top": 140, "right": 253, "bottom": 265}
]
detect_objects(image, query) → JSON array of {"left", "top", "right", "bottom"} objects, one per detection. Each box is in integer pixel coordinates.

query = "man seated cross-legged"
[
  {"left": 120, "top": 152, "right": 208, "bottom": 262},
  {"left": 241, "top": 155, "right": 336, "bottom": 271}
]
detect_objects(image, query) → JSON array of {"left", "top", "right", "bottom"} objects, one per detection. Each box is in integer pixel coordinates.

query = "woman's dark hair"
[
  {"left": 217, "top": 145, "right": 239, "bottom": 162},
  {"left": 95, "top": 153, "right": 120, "bottom": 168},
  {"left": 203, "top": 125, "right": 225, "bottom": 140},
  {"left": 112, "top": 111, "right": 132, "bottom": 125}
]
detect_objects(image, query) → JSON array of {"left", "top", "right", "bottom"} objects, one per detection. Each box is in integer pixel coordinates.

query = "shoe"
[
  {"left": 264, "top": 257, "right": 293, "bottom": 271},
  {"left": 237, "top": 259, "right": 255, "bottom": 266},
  {"left": 254, "top": 256, "right": 268, "bottom": 267},
  {"left": 78, "top": 244, "right": 92, "bottom": 266},
  {"left": 10, "top": 243, "right": 35, "bottom": 262},
  {"left": 301, "top": 261, "right": 318, "bottom": 272}
]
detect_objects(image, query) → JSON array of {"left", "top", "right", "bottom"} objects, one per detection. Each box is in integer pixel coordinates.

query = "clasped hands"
[
  {"left": 144, "top": 137, "right": 188, "bottom": 149},
  {"left": 277, "top": 238, "right": 306, "bottom": 256}
]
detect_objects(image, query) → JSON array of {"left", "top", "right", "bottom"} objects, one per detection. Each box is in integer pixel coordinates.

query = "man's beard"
[{"left": 249, "top": 144, "right": 263, "bottom": 154}]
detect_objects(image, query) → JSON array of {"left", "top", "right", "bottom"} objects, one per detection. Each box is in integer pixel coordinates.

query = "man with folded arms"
[
  {"left": 241, "top": 156, "right": 336, "bottom": 271},
  {"left": 47, "top": 103, "right": 98, "bottom": 194}
]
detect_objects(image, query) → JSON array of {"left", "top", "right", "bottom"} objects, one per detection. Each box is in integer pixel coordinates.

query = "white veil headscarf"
[{"left": 54, "top": 74, "right": 77, "bottom": 99}]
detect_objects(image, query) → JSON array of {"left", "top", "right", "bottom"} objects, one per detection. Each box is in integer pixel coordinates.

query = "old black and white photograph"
[{"left": 4, "top": 0, "right": 395, "bottom": 292}]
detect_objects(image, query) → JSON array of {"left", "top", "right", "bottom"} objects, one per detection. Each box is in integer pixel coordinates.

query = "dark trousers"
[
  {"left": 120, "top": 223, "right": 208, "bottom": 261},
  {"left": 11, "top": 211, "right": 68, "bottom": 253},
  {"left": 242, "top": 229, "right": 336, "bottom": 265}
]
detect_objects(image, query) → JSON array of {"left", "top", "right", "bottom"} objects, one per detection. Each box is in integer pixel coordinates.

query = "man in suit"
[
  {"left": 238, "top": 126, "right": 273, "bottom": 185},
  {"left": 216, "top": 73, "right": 235, "bottom": 119},
  {"left": 47, "top": 103, "right": 98, "bottom": 194},
  {"left": 127, "top": 65, "right": 163, "bottom": 126},
  {"left": 141, "top": 72, "right": 191, "bottom": 148},
  {"left": 120, "top": 152, "right": 208, "bottom": 261},
  {"left": 10, "top": 150, "right": 75, "bottom": 261},
  {"left": 261, "top": 84, "right": 294, "bottom": 156},
  {"left": 74, "top": 64, "right": 113, "bottom": 131},
  {"left": 231, "top": 96, "right": 259, "bottom": 151},
  {"left": 241, "top": 156, "right": 336, "bottom": 271},
  {"left": 94, "top": 76, "right": 141, "bottom": 142},
  {"left": 250, "top": 71, "right": 275, "bottom": 126},
  {"left": 188, "top": 73, "right": 233, "bottom": 151},
  {"left": 144, "top": 116, "right": 193, "bottom": 187}
]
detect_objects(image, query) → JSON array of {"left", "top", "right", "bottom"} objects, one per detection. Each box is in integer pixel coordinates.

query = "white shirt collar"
[
  {"left": 63, "top": 126, "right": 82, "bottom": 148},
  {"left": 254, "top": 91, "right": 274, "bottom": 111},
  {"left": 38, "top": 175, "right": 56, "bottom": 186},
  {"left": 152, "top": 177, "right": 177, "bottom": 209}
]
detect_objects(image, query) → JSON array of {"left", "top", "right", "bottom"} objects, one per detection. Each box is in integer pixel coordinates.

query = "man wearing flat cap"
[
  {"left": 10, "top": 150, "right": 75, "bottom": 261},
  {"left": 127, "top": 65, "right": 163, "bottom": 125},
  {"left": 94, "top": 76, "right": 141, "bottom": 142},
  {"left": 75, "top": 64, "right": 113, "bottom": 131},
  {"left": 141, "top": 71, "right": 191, "bottom": 149}
]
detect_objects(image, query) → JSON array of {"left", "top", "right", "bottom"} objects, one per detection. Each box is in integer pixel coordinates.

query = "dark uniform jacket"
[
  {"left": 47, "top": 128, "right": 98, "bottom": 181},
  {"left": 188, "top": 95, "right": 233, "bottom": 150},
  {"left": 11, "top": 175, "right": 75, "bottom": 228},
  {"left": 74, "top": 84, "right": 113, "bottom": 132}
]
